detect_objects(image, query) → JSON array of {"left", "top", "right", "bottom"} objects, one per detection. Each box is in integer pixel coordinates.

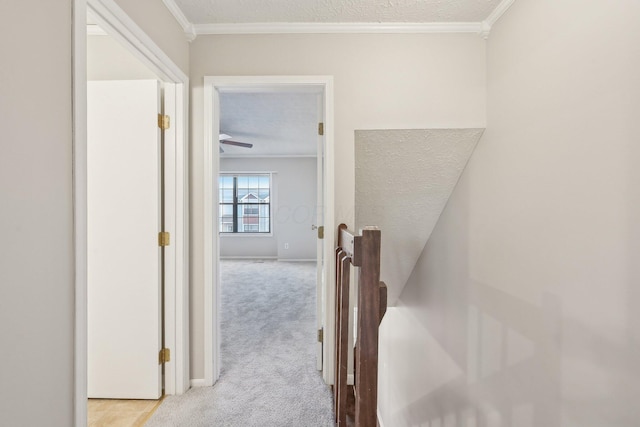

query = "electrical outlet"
[{"left": 284, "top": 243, "right": 289, "bottom": 249}]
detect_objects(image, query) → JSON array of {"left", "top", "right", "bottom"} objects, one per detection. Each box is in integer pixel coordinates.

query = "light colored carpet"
[{"left": 146, "top": 260, "right": 334, "bottom": 427}]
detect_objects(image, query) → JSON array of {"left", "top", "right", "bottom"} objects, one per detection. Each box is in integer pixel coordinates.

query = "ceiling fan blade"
[{"left": 220, "top": 140, "right": 253, "bottom": 148}]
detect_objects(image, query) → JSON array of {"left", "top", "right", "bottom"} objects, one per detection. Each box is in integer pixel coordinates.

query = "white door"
[
  {"left": 315, "top": 94, "right": 325, "bottom": 371},
  {"left": 87, "top": 80, "right": 163, "bottom": 399}
]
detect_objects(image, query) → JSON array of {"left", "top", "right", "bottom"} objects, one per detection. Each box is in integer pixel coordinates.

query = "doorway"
[
  {"left": 86, "top": 21, "right": 170, "bottom": 403},
  {"left": 202, "top": 76, "right": 336, "bottom": 386},
  {"left": 74, "top": 0, "right": 189, "bottom": 425},
  {"left": 87, "top": 78, "right": 165, "bottom": 400}
]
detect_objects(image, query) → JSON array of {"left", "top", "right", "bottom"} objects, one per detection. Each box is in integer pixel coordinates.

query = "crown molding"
[
  {"left": 162, "top": 0, "right": 197, "bottom": 42},
  {"left": 479, "top": 21, "right": 492, "bottom": 39},
  {"left": 485, "top": 0, "right": 517, "bottom": 26},
  {"left": 161, "top": 0, "right": 518, "bottom": 38},
  {"left": 194, "top": 22, "right": 485, "bottom": 35},
  {"left": 481, "top": 0, "right": 517, "bottom": 38}
]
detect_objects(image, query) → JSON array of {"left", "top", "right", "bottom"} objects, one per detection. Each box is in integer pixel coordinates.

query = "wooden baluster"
[
  {"left": 354, "top": 227, "right": 381, "bottom": 427},
  {"left": 336, "top": 255, "right": 351, "bottom": 426},
  {"left": 334, "top": 248, "right": 344, "bottom": 423},
  {"left": 334, "top": 224, "right": 386, "bottom": 427}
]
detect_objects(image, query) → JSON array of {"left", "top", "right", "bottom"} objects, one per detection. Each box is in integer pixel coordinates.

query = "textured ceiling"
[
  {"left": 219, "top": 92, "right": 320, "bottom": 157},
  {"left": 356, "top": 128, "right": 484, "bottom": 305},
  {"left": 174, "top": 0, "right": 504, "bottom": 25}
]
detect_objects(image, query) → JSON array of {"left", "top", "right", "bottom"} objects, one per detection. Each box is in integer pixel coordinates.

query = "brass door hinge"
[
  {"left": 158, "top": 232, "right": 170, "bottom": 247},
  {"left": 318, "top": 328, "right": 324, "bottom": 343},
  {"left": 159, "top": 348, "right": 171, "bottom": 364},
  {"left": 317, "top": 225, "right": 324, "bottom": 240},
  {"left": 158, "top": 114, "right": 170, "bottom": 130},
  {"left": 318, "top": 122, "right": 324, "bottom": 136}
]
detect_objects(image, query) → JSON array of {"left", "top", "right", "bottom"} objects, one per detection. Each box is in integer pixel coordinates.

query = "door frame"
[
  {"left": 73, "top": 0, "right": 190, "bottom": 424},
  {"left": 203, "top": 76, "right": 336, "bottom": 386}
]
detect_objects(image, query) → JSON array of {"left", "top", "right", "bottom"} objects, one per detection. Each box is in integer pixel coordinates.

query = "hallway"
[{"left": 146, "top": 260, "right": 333, "bottom": 426}]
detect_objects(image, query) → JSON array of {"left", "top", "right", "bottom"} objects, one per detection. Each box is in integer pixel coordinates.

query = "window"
[
  {"left": 243, "top": 206, "right": 259, "bottom": 215},
  {"left": 219, "top": 173, "right": 271, "bottom": 233}
]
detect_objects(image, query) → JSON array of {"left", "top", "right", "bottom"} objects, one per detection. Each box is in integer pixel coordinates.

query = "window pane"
[
  {"left": 237, "top": 188, "right": 249, "bottom": 200},
  {"left": 237, "top": 176, "right": 249, "bottom": 190},
  {"left": 219, "top": 173, "right": 270, "bottom": 233},
  {"left": 219, "top": 204, "right": 234, "bottom": 233},
  {"left": 238, "top": 205, "right": 258, "bottom": 233},
  {"left": 247, "top": 175, "right": 259, "bottom": 189},
  {"left": 237, "top": 204, "right": 270, "bottom": 233},
  {"left": 221, "top": 189, "right": 233, "bottom": 203},
  {"left": 219, "top": 175, "right": 233, "bottom": 189},
  {"left": 243, "top": 205, "right": 259, "bottom": 215},
  {"left": 259, "top": 205, "right": 270, "bottom": 232},
  {"left": 220, "top": 204, "right": 233, "bottom": 217},
  {"left": 258, "top": 189, "right": 270, "bottom": 200}
]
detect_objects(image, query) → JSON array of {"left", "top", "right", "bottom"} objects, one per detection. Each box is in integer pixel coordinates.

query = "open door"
[{"left": 87, "top": 79, "right": 164, "bottom": 399}]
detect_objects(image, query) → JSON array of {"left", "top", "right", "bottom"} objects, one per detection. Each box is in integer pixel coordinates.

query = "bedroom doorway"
[{"left": 203, "top": 76, "right": 336, "bottom": 386}]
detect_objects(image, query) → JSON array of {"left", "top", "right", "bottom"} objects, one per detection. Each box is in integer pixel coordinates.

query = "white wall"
[
  {"left": 220, "top": 157, "right": 317, "bottom": 260},
  {"left": 114, "top": 0, "right": 189, "bottom": 75},
  {"left": 0, "top": 1, "right": 188, "bottom": 424},
  {"left": 87, "top": 35, "right": 157, "bottom": 80},
  {"left": 0, "top": 2, "right": 75, "bottom": 426},
  {"left": 189, "top": 33, "right": 486, "bottom": 378},
  {"left": 378, "top": 0, "right": 640, "bottom": 425}
]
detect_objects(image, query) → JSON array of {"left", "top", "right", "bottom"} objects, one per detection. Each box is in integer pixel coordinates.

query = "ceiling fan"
[{"left": 219, "top": 133, "right": 253, "bottom": 153}]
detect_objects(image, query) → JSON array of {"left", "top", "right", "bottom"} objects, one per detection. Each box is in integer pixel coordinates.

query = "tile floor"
[{"left": 88, "top": 398, "right": 163, "bottom": 427}]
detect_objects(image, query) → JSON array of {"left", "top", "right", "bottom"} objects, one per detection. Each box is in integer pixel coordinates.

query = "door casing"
[
  {"left": 203, "top": 76, "right": 336, "bottom": 386},
  {"left": 73, "top": 0, "right": 190, "bottom": 425}
]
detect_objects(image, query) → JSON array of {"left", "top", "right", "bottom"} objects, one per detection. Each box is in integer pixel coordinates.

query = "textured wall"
[
  {"left": 176, "top": 0, "right": 503, "bottom": 24},
  {"left": 355, "top": 129, "right": 483, "bottom": 304},
  {"left": 220, "top": 92, "right": 319, "bottom": 157},
  {"left": 378, "top": 0, "right": 640, "bottom": 425}
]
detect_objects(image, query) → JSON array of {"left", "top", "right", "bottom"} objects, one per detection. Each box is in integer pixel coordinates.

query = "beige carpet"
[{"left": 146, "top": 260, "right": 334, "bottom": 426}]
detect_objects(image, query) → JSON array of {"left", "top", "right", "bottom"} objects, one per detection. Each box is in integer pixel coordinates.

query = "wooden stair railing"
[{"left": 334, "top": 224, "right": 387, "bottom": 426}]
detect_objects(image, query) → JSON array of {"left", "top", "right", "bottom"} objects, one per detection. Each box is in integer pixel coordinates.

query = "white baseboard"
[
  {"left": 190, "top": 378, "right": 207, "bottom": 387},
  {"left": 219, "top": 256, "right": 315, "bottom": 262},
  {"left": 377, "top": 408, "right": 385, "bottom": 427}
]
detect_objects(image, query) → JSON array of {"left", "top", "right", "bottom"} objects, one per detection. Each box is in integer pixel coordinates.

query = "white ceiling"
[
  {"left": 174, "top": 0, "right": 504, "bottom": 25},
  {"left": 219, "top": 91, "right": 320, "bottom": 157},
  {"left": 165, "top": 0, "right": 515, "bottom": 38}
]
